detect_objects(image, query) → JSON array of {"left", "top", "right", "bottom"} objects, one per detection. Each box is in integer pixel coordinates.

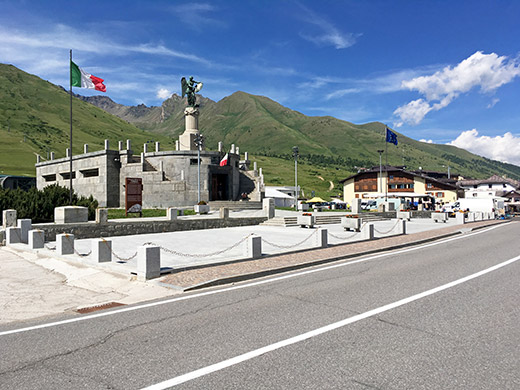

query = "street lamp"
[
  {"left": 377, "top": 150, "right": 384, "bottom": 195},
  {"left": 194, "top": 134, "right": 204, "bottom": 203},
  {"left": 442, "top": 164, "right": 451, "bottom": 179},
  {"left": 292, "top": 146, "right": 299, "bottom": 209}
]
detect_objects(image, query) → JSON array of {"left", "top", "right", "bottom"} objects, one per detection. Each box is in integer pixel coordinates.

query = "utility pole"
[{"left": 292, "top": 146, "right": 299, "bottom": 210}]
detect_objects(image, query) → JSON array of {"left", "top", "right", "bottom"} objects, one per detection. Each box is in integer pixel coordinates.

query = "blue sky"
[{"left": 1, "top": 0, "right": 520, "bottom": 165}]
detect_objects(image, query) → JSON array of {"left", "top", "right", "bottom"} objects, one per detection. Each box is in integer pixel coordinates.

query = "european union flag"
[{"left": 386, "top": 127, "right": 398, "bottom": 145}]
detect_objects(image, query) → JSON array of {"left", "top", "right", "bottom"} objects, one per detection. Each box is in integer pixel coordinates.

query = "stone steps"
[{"left": 208, "top": 201, "right": 263, "bottom": 210}]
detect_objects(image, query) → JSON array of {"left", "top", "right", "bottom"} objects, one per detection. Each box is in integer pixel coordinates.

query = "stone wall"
[{"left": 33, "top": 217, "right": 267, "bottom": 241}]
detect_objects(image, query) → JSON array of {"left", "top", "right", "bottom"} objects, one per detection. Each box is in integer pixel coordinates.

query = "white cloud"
[
  {"left": 420, "top": 139, "right": 434, "bottom": 144},
  {"left": 297, "top": 3, "right": 360, "bottom": 49},
  {"left": 156, "top": 88, "right": 172, "bottom": 100},
  {"left": 487, "top": 98, "right": 500, "bottom": 108},
  {"left": 448, "top": 129, "right": 520, "bottom": 166},
  {"left": 394, "top": 52, "right": 520, "bottom": 126}
]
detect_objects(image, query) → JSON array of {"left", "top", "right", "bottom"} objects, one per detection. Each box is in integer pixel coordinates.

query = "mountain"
[
  {"left": 82, "top": 89, "right": 520, "bottom": 181},
  {"left": 0, "top": 64, "right": 176, "bottom": 176}
]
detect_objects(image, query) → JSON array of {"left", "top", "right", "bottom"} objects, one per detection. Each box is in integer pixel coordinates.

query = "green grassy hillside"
[{"left": 0, "top": 64, "right": 176, "bottom": 176}]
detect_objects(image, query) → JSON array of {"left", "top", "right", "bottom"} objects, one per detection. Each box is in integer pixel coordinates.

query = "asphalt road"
[{"left": 1, "top": 222, "right": 519, "bottom": 389}]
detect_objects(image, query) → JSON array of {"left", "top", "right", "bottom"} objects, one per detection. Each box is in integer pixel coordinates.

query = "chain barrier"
[
  {"left": 374, "top": 219, "right": 401, "bottom": 235},
  {"left": 328, "top": 222, "right": 369, "bottom": 240},
  {"left": 100, "top": 237, "right": 138, "bottom": 262},
  {"left": 138, "top": 234, "right": 253, "bottom": 259},
  {"left": 44, "top": 243, "right": 56, "bottom": 250},
  {"left": 262, "top": 229, "right": 318, "bottom": 249},
  {"left": 64, "top": 233, "right": 92, "bottom": 257}
]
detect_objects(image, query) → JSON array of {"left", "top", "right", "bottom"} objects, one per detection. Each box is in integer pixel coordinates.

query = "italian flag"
[
  {"left": 219, "top": 153, "right": 229, "bottom": 166},
  {"left": 70, "top": 61, "right": 106, "bottom": 92}
]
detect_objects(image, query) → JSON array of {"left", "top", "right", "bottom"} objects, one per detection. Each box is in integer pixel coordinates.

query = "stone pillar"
[
  {"left": 361, "top": 223, "right": 374, "bottom": 240},
  {"left": 55, "top": 206, "right": 88, "bottom": 223},
  {"left": 230, "top": 144, "right": 235, "bottom": 154},
  {"left": 236, "top": 146, "right": 240, "bottom": 156},
  {"left": 167, "top": 208, "right": 177, "bottom": 220},
  {"left": 143, "top": 143, "right": 148, "bottom": 153},
  {"left": 17, "top": 219, "right": 31, "bottom": 244},
  {"left": 56, "top": 233, "right": 74, "bottom": 255},
  {"left": 351, "top": 198, "right": 362, "bottom": 214},
  {"left": 66, "top": 148, "right": 71, "bottom": 158},
  {"left": 141, "top": 152, "right": 145, "bottom": 164},
  {"left": 2, "top": 209, "right": 17, "bottom": 229},
  {"left": 175, "top": 140, "right": 179, "bottom": 151},
  {"left": 456, "top": 212, "right": 465, "bottom": 225},
  {"left": 28, "top": 229, "right": 45, "bottom": 249},
  {"left": 245, "top": 152, "right": 249, "bottom": 161},
  {"left": 92, "top": 239, "right": 112, "bottom": 263},
  {"left": 245, "top": 235, "right": 262, "bottom": 259},
  {"left": 155, "top": 142, "right": 160, "bottom": 152},
  {"left": 316, "top": 228, "right": 328, "bottom": 248},
  {"left": 137, "top": 245, "right": 161, "bottom": 280},
  {"left": 219, "top": 207, "right": 229, "bottom": 219},
  {"left": 263, "top": 198, "right": 275, "bottom": 219},
  {"left": 50, "top": 152, "right": 55, "bottom": 160},
  {"left": 179, "top": 107, "right": 200, "bottom": 151},
  {"left": 96, "top": 208, "right": 108, "bottom": 224},
  {"left": 218, "top": 141, "right": 223, "bottom": 152},
  {"left": 253, "top": 162, "right": 258, "bottom": 171},
  {"left": 126, "top": 139, "right": 131, "bottom": 151},
  {"left": 118, "top": 141, "right": 123, "bottom": 151},
  {"left": 6, "top": 227, "right": 22, "bottom": 245},
  {"left": 399, "top": 220, "right": 406, "bottom": 235},
  {"left": 36, "top": 155, "right": 41, "bottom": 163},
  {"left": 84, "top": 144, "right": 89, "bottom": 154}
]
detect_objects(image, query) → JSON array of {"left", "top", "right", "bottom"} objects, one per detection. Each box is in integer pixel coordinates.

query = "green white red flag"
[{"left": 70, "top": 61, "right": 106, "bottom": 92}]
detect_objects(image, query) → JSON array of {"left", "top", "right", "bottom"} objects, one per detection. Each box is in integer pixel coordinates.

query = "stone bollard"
[
  {"left": 2, "top": 209, "right": 17, "bottom": 229},
  {"left": 6, "top": 227, "right": 22, "bottom": 245},
  {"left": 56, "top": 233, "right": 74, "bottom": 255},
  {"left": 351, "top": 198, "right": 362, "bottom": 214},
  {"left": 155, "top": 142, "right": 160, "bottom": 152},
  {"left": 456, "top": 212, "right": 465, "bottom": 225},
  {"left": 467, "top": 212, "right": 475, "bottom": 222},
  {"left": 28, "top": 229, "right": 45, "bottom": 249},
  {"left": 263, "top": 198, "right": 275, "bottom": 219},
  {"left": 92, "top": 239, "right": 112, "bottom": 263},
  {"left": 104, "top": 139, "right": 109, "bottom": 150},
  {"left": 316, "top": 228, "right": 328, "bottom": 248},
  {"left": 219, "top": 207, "right": 229, "bottom": 219},
  {"left": 137, "top": 245, "right": 161, "bottom": 281},
  {"left": 245, "top": 235, "right": 262, "bottom": 259},
  {"left": 17, "top": 219, "right": 32, "bottom": 244},
  {"left": 55, "top": 206, "right": 88, "bottom": 224},
  {"left": 167, "top": 208, "right": 178, "bottom": 221},
  {"left": 96, "top": 208, "right": 108, "bottom": 224},
  {"left": 361, "top": 223, "right": 374, "bottom": 240},
  {"left": 399, "top": 220, "right": 406, "bottom": 235}
]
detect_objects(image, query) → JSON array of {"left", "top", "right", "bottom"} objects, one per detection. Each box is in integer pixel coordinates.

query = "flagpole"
[
  {"left": 385, "top": 126, "right": 388, "bottom": 202},
  {"left": 69, "top": 49, "right": 73, "bottom": 204}
]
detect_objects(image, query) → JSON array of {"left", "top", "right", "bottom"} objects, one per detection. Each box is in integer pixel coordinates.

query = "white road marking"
[
  {"left": 0, "top": 223, "right": 509, "bottom": 337},
  {"left": 141, "top": 253, "right": 520, "bottom": 389}
]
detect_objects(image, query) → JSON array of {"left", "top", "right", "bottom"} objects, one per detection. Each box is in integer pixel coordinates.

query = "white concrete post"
[
  {"left": 118, "top": 141, "right": 123, "bottom": 151},
  {"left": 6, "top": 227, "right": 22, "bottom": 245},
  {"left": 253, "top": 161, "right": 258, "bottom": 171},
  {"left": 399, "top": 220, "right": 406, "bottom": 235},
  {"left": 37, "top": 154, "right": 41, "bottom": 163},
  {"left": 126, "top": 139, "right": 131, "bottom": 150},
  {"left": 143, "top": 143, "right": 148, "bottom": 153},
  {"left": 263, "top": 198, "right": 275, "bottom": 219},
  {"left": 56, "top": 233, "right": 74, "bottom": 255},
  {"left": 104, "top": 139, "right": 109, "bottom": 150},
  {"left": 17, "top": 219, "right": 32, "bottom": 244},
  {"left": 2, "top": 209, "right": 17, "bottom": 229},
  {"left": 167, "top": 208, "right": 177, "bottom": 221},
  {"left": 84, "top": 144, "right": 89, "bottom": 154},
  {"left": 66, "top": 148, "right": 71, "bottom": 157},
  {"left": 231, "top": 144, "right": 235, "bottom": 154},
  {"left": 361, "top": 223, "right": 374, "bottom": 240},
  {"left": 175, "top": 140, "right": 179, "bottom": 151},
  {"left": 351, "top": 198, "right": 362, "bottom": 214},
  {"left": 141, "top": 152, "right": 145, "bottom": 164},
  {"left": 245, "top": 235, "right": 262, "bottom": 259},
  {"left": 155, "top": 142, "right": 160, "bottom": 152},
  {"left": 96, "top": 208, "right": 108, "bottom": 224},
  {"left": 316, "top": 228, "right": 328, "bottom": 248},
  {"left": 219, "top": 207, "right": 229, "bottom": 219},
  {"left": 245, "top": 152, "right": 249, "bottom": 161},
  {"left": 218, "top": 141, "right": 223, "bottom": 152},
  {"left": 137, "top": 245, "right": 161, "bottom": 280},
  {"left": 28, "top": 229, "right": 45, "bottom": 249},
  {"left": 92, "top": 239, "right": 112, "bottom": 263},
  {"left": 50, "top": 152, "right": 55, "bottom": 160},
  {"left": 456, "top": 212, "right": 465, "bottom": 224},
  {"left": 236, "top": 146, "right": 240, "bottom": 156}
]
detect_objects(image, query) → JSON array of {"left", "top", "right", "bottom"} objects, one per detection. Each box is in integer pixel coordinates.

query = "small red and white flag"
[
  {"left": 70, "top": 61, "right": 106, "bottom": 92},
  {"left": 219, "top": 153, "right": 229, "bottom": 166}
]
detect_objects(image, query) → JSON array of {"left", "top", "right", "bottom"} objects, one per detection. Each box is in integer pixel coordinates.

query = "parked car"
[{"left": 361, "top": 200, "right": 377, "bottom": 210}]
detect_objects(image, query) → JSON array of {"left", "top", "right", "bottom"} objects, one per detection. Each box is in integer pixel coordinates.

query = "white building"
[{"left": 458, "top": 174, "right": 519, "bottom": 199}]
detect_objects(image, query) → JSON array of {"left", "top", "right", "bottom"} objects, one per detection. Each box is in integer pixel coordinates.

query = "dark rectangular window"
[{"left": 81, "top": 168, "right": 99, "bottom": 177}]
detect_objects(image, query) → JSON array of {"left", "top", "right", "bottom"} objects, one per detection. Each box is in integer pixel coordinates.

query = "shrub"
[{"left": 0, "top": 184, "right": 98, "bottom": 223}]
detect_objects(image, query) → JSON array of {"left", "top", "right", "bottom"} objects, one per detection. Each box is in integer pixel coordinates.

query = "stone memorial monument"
[{"left": 179, "top": 76, "right": 204, "bottom": 151}]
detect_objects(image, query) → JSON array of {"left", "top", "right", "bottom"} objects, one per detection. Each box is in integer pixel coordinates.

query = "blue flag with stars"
[{"left": 386, "top": 127, "right": 398, "bottom": 145}]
